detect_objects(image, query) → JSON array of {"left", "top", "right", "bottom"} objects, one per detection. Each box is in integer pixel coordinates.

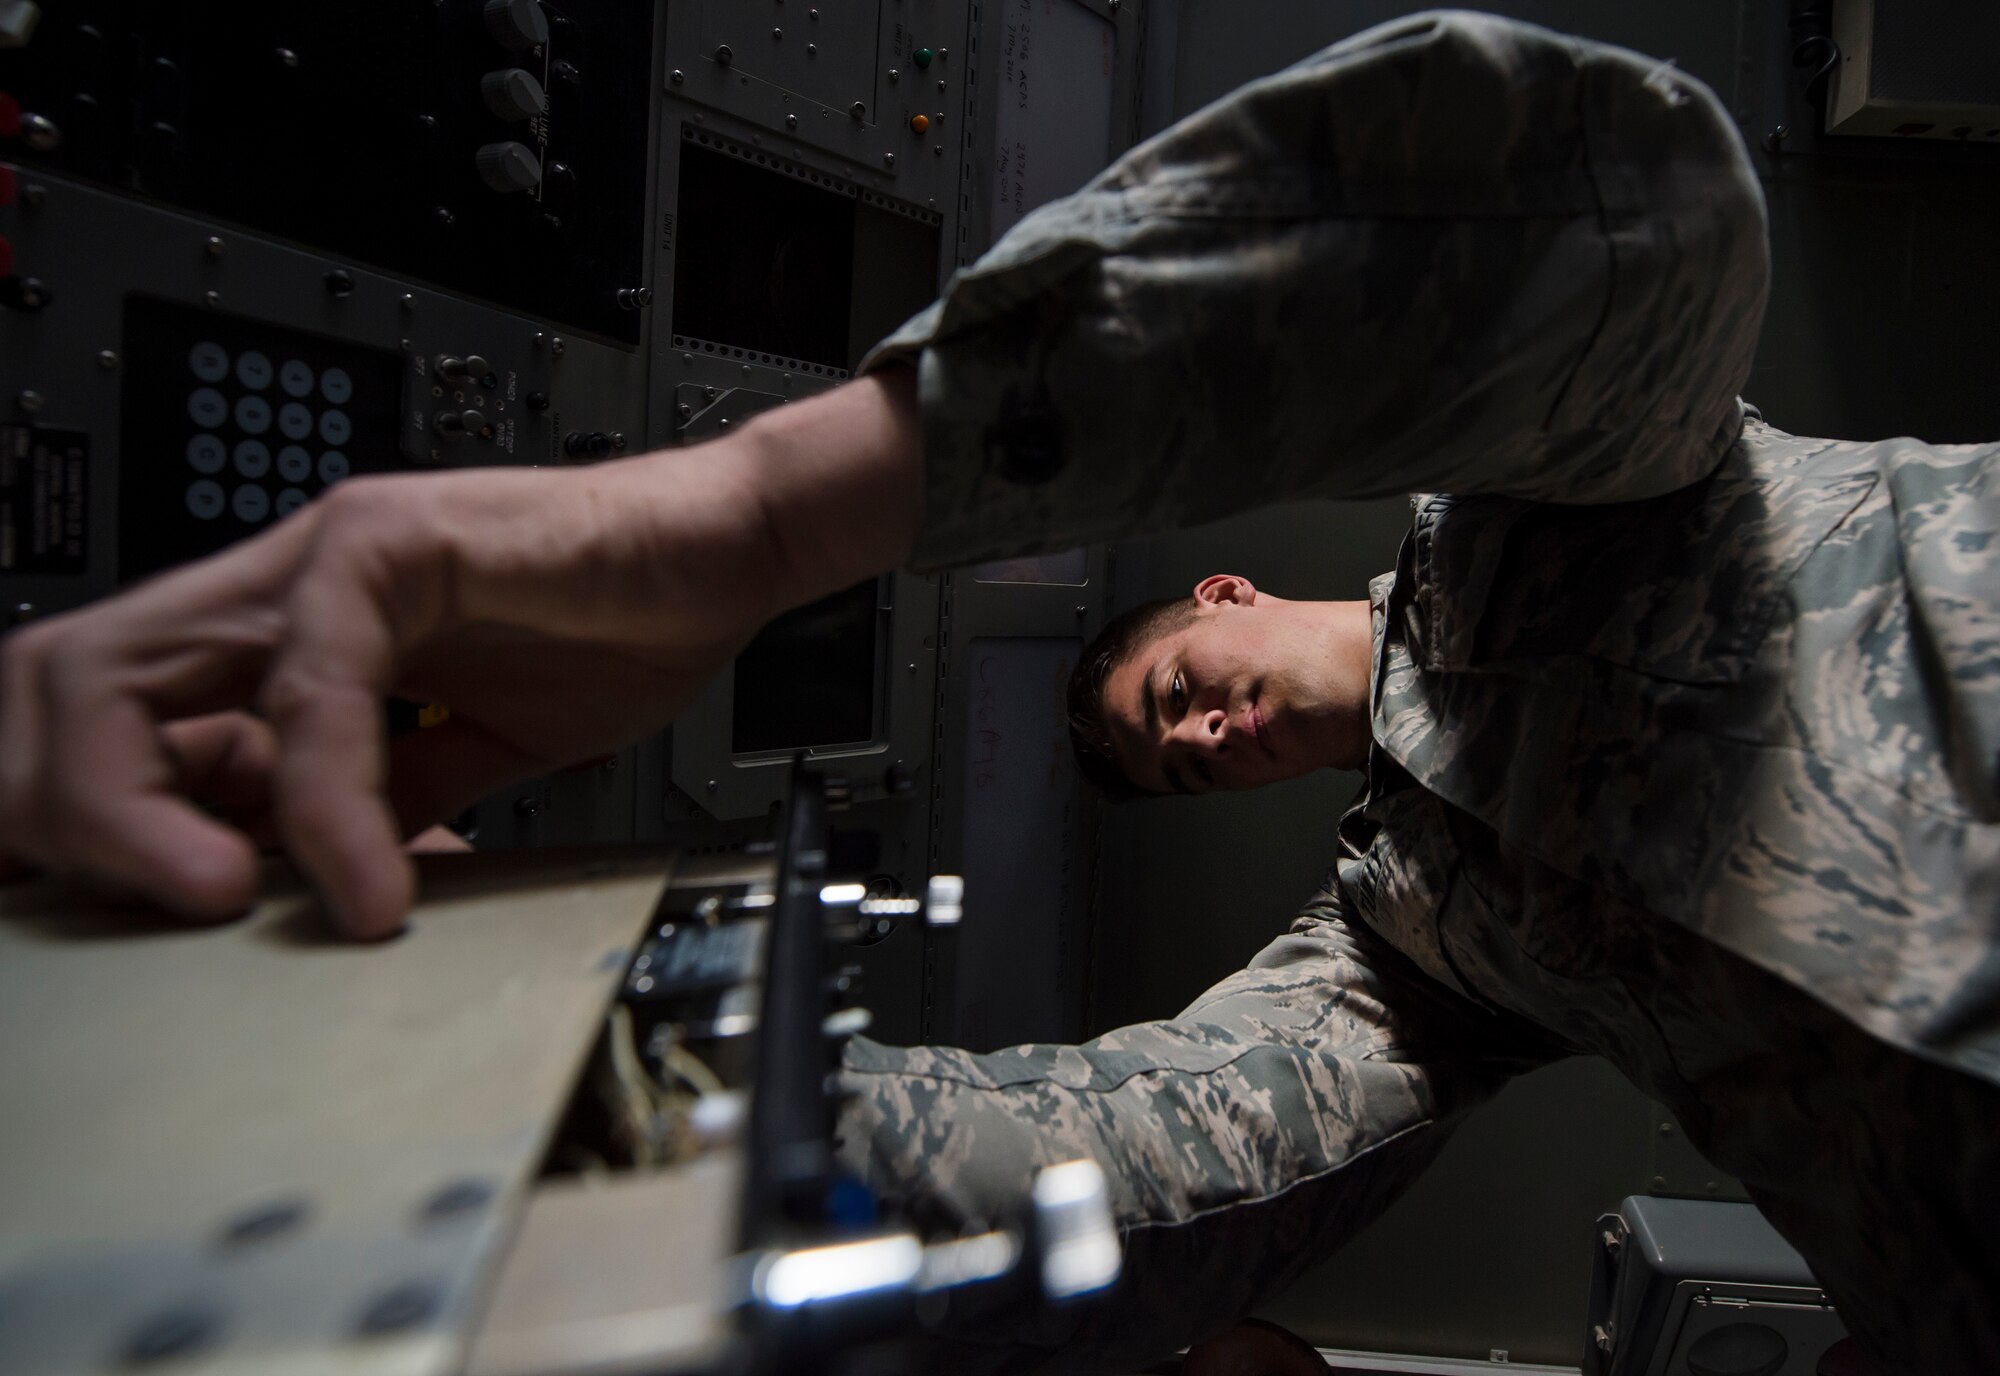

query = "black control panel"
[
  {"left": 118, "top": 296, "right": 404, "bottom": 581},
  {"left": 1, "top": 1, "right": 655, "bottom": 342}
]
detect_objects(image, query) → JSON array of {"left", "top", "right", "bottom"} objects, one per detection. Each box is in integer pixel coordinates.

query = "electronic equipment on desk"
[{"left": 0, "top": 763, "right": 1119, "bottom": 1376}]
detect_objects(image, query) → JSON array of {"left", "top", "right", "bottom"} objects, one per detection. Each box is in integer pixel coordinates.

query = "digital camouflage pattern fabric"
[{"left": 847, "top": 8, "right": 2000, "bottom": 1371}]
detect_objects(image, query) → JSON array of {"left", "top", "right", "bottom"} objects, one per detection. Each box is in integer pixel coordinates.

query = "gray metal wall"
[{"left": 1090, "top": 0, "right": 2000, "bottom": 1364}]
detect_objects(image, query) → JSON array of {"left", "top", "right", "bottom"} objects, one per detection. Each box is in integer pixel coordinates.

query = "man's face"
[{"left": 1102, "top": 583, "right": 1338, "bottom": 796}]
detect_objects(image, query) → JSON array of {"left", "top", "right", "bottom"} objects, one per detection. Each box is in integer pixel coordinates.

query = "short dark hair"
[{"left": 1066, "top": 595, "right": 1199, "bottom": 800}]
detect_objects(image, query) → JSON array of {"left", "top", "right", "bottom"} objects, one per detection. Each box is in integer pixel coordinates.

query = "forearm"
[
  {"left": 737, "top": 366, "right": 925, "bottom": 612},
  {"left": 865, "top": 12, "right": 1768, "bottom": 568}
]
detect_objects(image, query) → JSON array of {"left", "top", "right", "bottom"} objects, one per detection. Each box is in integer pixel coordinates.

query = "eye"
[{"left": 1169, "top": 671, "right": 1187, "bottom": 712}]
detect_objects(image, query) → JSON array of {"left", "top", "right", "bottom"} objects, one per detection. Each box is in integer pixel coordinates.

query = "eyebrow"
[{"left": 1131, "top": 659, "right": 1190, "bottom": 796}]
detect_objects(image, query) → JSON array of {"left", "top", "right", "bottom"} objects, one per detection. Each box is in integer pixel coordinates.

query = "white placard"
[{"left": 990, "top": 0, "right": 1118, "bottom": 240}]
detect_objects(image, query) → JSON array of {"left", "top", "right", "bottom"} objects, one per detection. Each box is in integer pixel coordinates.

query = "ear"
[{"left": 1192, "top": 574, "right": 1257, "bottom": 608}]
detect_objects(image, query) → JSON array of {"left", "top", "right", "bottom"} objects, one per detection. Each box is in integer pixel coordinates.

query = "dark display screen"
[{"left": 732, "top": 579, "right": 881, "bottom": 753}]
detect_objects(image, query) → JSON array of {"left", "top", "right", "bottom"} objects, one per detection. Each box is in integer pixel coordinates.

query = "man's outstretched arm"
[{"left": 0, "top": 371, "right": 924, "bottom": 937}]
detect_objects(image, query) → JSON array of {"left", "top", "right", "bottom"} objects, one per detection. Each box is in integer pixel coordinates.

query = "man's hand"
[{"left": 0, "top": 370, "right": 922, "bottom": 938}]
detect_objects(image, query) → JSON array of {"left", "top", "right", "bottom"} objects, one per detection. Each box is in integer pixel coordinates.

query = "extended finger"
[{"left": 263, "top": 543, "right": 415, "bottom": 941}]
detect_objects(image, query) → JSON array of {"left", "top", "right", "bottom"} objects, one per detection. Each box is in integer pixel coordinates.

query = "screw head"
[
  {"left": 883, "top": 152, "right": 895, "bottom": 168},
  {"left": 15, "top": 389, "right": 43, "bottom": 413},
  {"left": 671, "top": 67, "right": 684, "bottom": 84},
  {"left": 203, "top": 289, "right": 221, "bottom": 308},
  {"left": 786, "top": 113, "right": 799, "bottom": 128},
  {"left": 96, "top": 349, "right": 118, "bottom": 370},
  {"left": 850, "top": 101, "right": 866, "bottom": 119},
  {"left": 323, "top": 267, "right": 356, "bottom": 297},
  {"left": 888, "top": 68, "right": 899, "bottom": 82},
  {"left": 20, "top": 112, "right": 60, "bottom": 151},
  {"left": 677, "top": 402, "right": 692, "bottom": 420},
  {"left": 548, "top": 336, "right": 565, "bottom": 356},
  {"left": 806, "top": 42, "right": 816, "bottom": 55},
  {"left": 274, "top": 46, "right": 300, "bottom": 67},
  {"left": 772, "top": 26, "right": 781, "bottom": 38},
  {"left": 432, "top": 205, "right": 456, "bottom": 228},
  {"left": 715, "top": 43, "right": 733, "bottom": 64},
  {"left": 204, "top": 234, "right": 226, "bottom": 258},
  {"left": 400, "top": 292, "right": 416, "bottom": 311},
  {"left": 706, "top": 779, "right": 719, "bottom": 793}
]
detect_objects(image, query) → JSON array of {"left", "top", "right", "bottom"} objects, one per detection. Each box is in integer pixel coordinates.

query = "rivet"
[
  {"left": 807, "top": 42, "right": 816, "bottom": 55},
  {"left": 357, "top": 1282, "right": 440, "bottom": 1335},
  {"left": 907, "top": 662, "right": 917, "bottom": 674},
  {"left": 221, "top": 1198, "right": 309, "bottom": 1246},
  {"left": 203, "top": 289, "right": 221, "bottom": 307},
  {"left": 97, "top": 349, "right": 119, "bottom": 370},
  {"left": 715, "top": 44, "right": 733, "bottom": 64},
  {"left": 1075, "top": 604, "right": 1087, "bottom": 617},
  {"left": 671, "top": 68, "right": 684, "bottom": 84},
  {"left": 12, "top": 602, "right": 35, "bottom": 625},
  {"left": 400, "top": 293, "right": 416, "bottom": 311},
  {"left": 548, "top": 336, "right": 565, "bottom": 356},
  {"left": 786, "top": 113, "right": 798, "bottom": 129},
  {"left": 419, "top": 1177, "right": 496, "bottom": 1222},
  {"left": 204, "top": 234, "right": 226, "bottom": 258},
  {"left": 433, "top": 205, "right": 456, "bottom": 228},
  {"left": 125, "top": 1307, "right": 221, "bottom": 1364},
  {"left": 15, "top": 389, "right": 43, "bottom": 413},
  {"left": 938, "top": 79, "right": 947, "bottom": 92},
  {"left": 772, "top": 27, "right": 781, "bottom": 38},
  {"left": 274, "top": 46, "right": 299, "bottom": 67},
  {"left": 888, "top": 68, "right": 899, "bottom": 82},
  {"left": 850, "top": 101, "right": 866, "bottom": 119},
  {"left": 882, "top": 152, "right": 895, "bottom": 168},
  {"left": 706, "top": 779, "right": 719, "bottom": 792}
]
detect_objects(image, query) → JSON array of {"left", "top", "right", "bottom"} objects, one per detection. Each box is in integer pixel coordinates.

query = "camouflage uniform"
[{"left": 842, "top": 10, "right": 2000, "bottom": 1370}]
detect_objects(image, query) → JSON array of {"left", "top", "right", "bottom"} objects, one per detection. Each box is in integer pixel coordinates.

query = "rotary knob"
[
  {"left": 482, "top": 0, "right": 548, "bottom": 51},
  {"left": 481, "top": 67, "right": 546, "bottom": 121},
  {"left": 475, "top": 140, "right": 542, "bottom": 192}
]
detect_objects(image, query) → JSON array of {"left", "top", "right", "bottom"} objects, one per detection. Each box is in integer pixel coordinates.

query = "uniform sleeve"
[
  {"left": 833, "top": 880, "right": 1565, "bottom": 1373},
  {"left": 861, "top": 10, "right": 1768, "bottom": 570}
]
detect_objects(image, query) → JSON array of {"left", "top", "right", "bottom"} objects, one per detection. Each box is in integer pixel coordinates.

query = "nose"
[{"left": 1174, "top": 709, "right": 1229, "bottom": 755}]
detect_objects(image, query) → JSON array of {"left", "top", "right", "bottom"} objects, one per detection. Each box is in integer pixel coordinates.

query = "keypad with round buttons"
[
  {"left": 131, "top": 300, "right": 404, "bottom": 584},
  {"left": 171, "top": 336, "right": 384, "bottom": 543}
]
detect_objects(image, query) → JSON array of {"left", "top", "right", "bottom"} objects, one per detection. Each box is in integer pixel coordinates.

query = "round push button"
[
  {"left": 232, "top": 484, "right": 271, "bottom": 523},
  {"left": 318, "top": 409, "right": 351, "bottom": 445},
  {"left": 233, "top": 439, "right": 271, "bottom": 478},
  {"left": 188, "top": 387, "right": 228, "bottom": 428},
  {"left": 320, "top": 368, "right": 352, "bottom": 404},
  {"left": 276, "top": 444, "right": 312, "bottom": 483},
  {"left": 277, "top": 402, "right": 314, "bottom": 441},
  {"left": 236, "top": 351, "right": 273, "bottom": 390},
  {"left": 280, "top": 360, "right": 315, "bottom": 397},
  {"left": 188, "top": 342, "right": 230, "bottom": 383},
  {"left": 185, "top": 479, "right": 225, "bottom": 520},
  {"left": 318, "top": 450, "right": 350, "bottom": 483},
  {"left": 234, "top": 394, "right": 272, "bottom": 435},
  {"left": 276, "top": 488, "right": 310, "bottom": 518},
  {"left": 186, "top": 433, "right": 227, "bottom": 474}
]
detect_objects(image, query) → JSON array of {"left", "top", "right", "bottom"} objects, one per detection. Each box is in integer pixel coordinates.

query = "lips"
[{"left": 1248, "top": 703, "right": 1275, "bottom": 758}]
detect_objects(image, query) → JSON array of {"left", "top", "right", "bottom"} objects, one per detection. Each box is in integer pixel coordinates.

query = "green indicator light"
[{"left": 913, "top": 47, "right": 933, "bottom": 68}]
